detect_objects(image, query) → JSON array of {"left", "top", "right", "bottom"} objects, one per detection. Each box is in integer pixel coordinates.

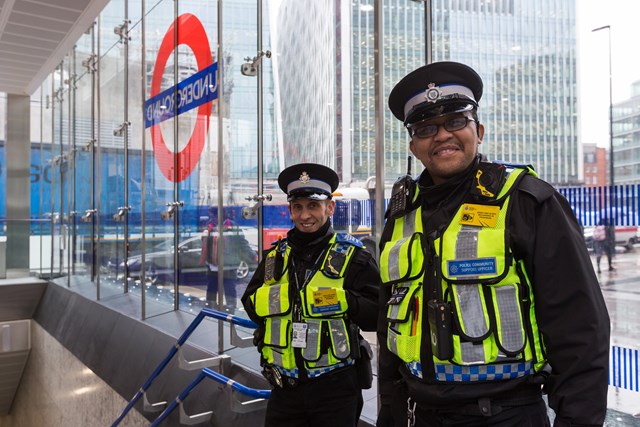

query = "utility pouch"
[
  {"left": 427, "top": 300, "right": 453, "bottom": 360},
  {"left": 356, "top": 337, "right": 373, "bottom": 389}
]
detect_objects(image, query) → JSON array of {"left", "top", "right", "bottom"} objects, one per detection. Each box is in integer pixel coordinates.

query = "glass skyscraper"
[{"left": 348, "top": 0, "right": 579, "bottom": 185}]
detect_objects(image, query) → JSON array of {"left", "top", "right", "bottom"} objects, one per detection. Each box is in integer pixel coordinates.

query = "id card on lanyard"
[
  {"left": 291, "top": 322, "right": 308, "bottom": 348},
  {"left": 290, "top": 249, "right": 327, "bottom": 349}
]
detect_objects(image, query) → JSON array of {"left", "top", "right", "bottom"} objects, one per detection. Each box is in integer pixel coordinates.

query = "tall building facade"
[
  {"left": 612, "top": 80, "right": 640, "bottom": 184},
  {"left": 583, "top": 143, "right": 608, "bottom": 187},
  {"left": 349, "top": 0, "right": 579, "bottom": 185}
]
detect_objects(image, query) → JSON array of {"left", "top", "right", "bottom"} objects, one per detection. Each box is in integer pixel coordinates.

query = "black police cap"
[
  {"left": 277, "top": 163, "right": 339, "bottom": 201},
  {"left": 388, "top": 61, "right": 483, "bottom": 125}
]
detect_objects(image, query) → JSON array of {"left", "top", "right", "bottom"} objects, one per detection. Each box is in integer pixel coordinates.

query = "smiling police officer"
[
  {"left": 376, "top": 62, "right": 610, "bottom": 427},
  {"left": 242, "top": 163, "right": 380, "bottom": 427}
]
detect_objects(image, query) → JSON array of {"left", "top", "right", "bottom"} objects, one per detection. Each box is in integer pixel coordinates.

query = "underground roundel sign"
[{"left": 144, "top": 14, "right": 218, "bottom": 183}]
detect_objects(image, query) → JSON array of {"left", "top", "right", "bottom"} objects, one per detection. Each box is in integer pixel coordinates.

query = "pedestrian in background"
[
  {"left": 376, "top": 61, "right": 610, "bottom": 427},
  {"left": 594, "top": 218, "right": 615, "bottom": 273}
]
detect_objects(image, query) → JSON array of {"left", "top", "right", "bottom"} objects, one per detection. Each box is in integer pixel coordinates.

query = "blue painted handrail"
[
  {"left": 149, "top": 367, "right": 271, "bottom": 427},
  {"left": 111, "top": 308, "right": 258, "bottom": 427}
]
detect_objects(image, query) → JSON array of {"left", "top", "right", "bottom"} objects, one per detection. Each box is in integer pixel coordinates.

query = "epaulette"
[
  {"left": 492, "top": 160, "right": 538, "bottom": 177},
  {"left": 335, "top": 233, "right": 364, "bottom": 248},
  {"left": 269, "top": 237, "right": 288, "bottom": 251},
  {"left": 322, "top": 234, "right": 361, "bottom": 277},
  {"left": 517, "top": 174, "right": 555, "bottom": 204},
  {"left": 265, "top": 238, "right": 287, "bottom": 283}
]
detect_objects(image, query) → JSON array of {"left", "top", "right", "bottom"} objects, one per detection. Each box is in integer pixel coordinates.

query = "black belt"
[{"left": 425, "top": 388, "right": 543, "bottom": 417}]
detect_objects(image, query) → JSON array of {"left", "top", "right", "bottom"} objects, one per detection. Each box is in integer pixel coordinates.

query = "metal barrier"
[
  {"left": 150, "top": 367, "right": 271, "bottom": 426},
  {"left": 559, "top": 184, "right": 640, "bottom": 227},
  {"left": 609, "top": 345, "right": 639, "bottom": 392},
  {"left": 111, "top": 308, "right": 261, "bottom": 427}
]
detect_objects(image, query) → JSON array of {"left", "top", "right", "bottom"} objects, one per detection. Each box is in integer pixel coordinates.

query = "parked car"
[{"left": 110, "top": 232, "right": 259, "bottom": 286}]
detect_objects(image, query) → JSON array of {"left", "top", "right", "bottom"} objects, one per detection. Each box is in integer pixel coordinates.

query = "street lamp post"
[{"left": 592, "top": 25, "right": 614, "bottom": 188}]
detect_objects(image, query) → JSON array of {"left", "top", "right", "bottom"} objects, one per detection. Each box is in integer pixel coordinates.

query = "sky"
[{"left": 577, "top": 0, "right": 640, "bottom": 146}]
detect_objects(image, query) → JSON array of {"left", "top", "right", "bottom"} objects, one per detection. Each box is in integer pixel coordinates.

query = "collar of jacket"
[
  {"left": 416, "top": 155, "right": 480, "bottom": 207},
  {"left": 287, "top": 221, "right": 334, "bottom": 256}
]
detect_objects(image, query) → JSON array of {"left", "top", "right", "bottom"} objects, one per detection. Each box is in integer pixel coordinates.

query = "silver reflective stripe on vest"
[
  {"left": 388, "top": 328, "right": 400, "bottom": 357},
  {"left": 434, "top": 361, "right": 534, "bottom": 382},
  {"left": 268, "top": 285, "right": 283, "bottom": 315},
  {"left": 388, "top": 238, "right": 408, "bottom": 282},
  {"left": 460, "top": 340, "right": 485, "bottom": 364},
  {"left": 303, "top": 319, "right": 322, "bottom": 361},
  {"left": 494, "top": 285, "right": 525, "bottom": 353},
  {"left": 403, "top": 209, "right": 417, "bottom": 236},
  {"left": 329, "top": 319, "right": 350, "bottom": 358},
  {"left": 454, "top": 226, "right": 489, "bottom": 365},
  {"left": 267, "top": 317, "right": 285, "bottom": 367}
]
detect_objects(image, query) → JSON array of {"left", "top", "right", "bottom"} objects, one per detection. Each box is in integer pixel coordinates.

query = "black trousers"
[
  {"left": 265, "top": 366, "right": 363, "bottom": 427},
  {"left": 413, "top": 398, "right": 550, "bottom": 427}
]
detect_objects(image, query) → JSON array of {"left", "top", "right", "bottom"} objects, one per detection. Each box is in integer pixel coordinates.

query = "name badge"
[
  {"left": 459, "top": 203, "right": 500, "bottom": 227},
  {"left": 447, "top": 258, "right": 497, "bottom": 277},
  {"left": 311, "top": 289, "right": 341, "bottom": 314},
  {"left": 291, "top": 322, "right": 308, "bottom": 348}
]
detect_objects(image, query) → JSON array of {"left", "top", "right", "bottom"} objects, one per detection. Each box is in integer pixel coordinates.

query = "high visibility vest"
[
  {"left": 250, "top": 233, "right": 361, "bottom": 378},
  {"left": 380, "top": 166, "right": 547, "bottom": 382}
]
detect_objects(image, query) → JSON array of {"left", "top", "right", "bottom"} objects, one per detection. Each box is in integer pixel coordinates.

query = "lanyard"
[
  {"left": 291, "top": 248, "right": 328, "bottom": 290},
  {"left": 290, "top": 248, "right": 328, "bottom": 322}
]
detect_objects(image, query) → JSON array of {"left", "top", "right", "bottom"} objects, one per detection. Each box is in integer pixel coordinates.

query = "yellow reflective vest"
[
  {"left": 250, "top": 233, "right": 361, "bottom": 378},
  {"left": 380, "top": 166, "right": 547, "bottom": 382}
]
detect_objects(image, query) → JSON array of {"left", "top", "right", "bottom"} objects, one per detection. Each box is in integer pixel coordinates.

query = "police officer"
[
  {"left": 376, "top": 62, "right": 610, "bottom": 427},
  {"left": 241, "top": 163, "right": 380, "bottom": 427}
]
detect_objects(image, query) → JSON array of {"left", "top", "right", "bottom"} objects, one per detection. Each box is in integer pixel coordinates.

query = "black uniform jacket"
[
  {"left": 242, "top": 223, "right": 380, "bottom": 333},
  {"left": 377, "top": 159, "right": 610, "bottom": 426}
]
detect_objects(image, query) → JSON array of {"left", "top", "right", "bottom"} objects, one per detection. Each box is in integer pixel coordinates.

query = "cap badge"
[
  {"left": 424, "top": 83, "right": 441, "bottom": 103},
  {"left": 299, "top": 171, "right": 311, "bottom": 183}
]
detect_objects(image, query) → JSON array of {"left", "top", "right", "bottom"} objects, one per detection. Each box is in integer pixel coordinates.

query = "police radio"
[{"left": 387, "top": 156, "right": 416, "bottom": 218}]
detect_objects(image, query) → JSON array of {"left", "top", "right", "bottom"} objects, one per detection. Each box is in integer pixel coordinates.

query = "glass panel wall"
[
  {"left": 127, "top": 1, "right": 145, "bottom": 302},
  {"left": 72, "top": 28, "right": 97, "bottom": 286},
  {"left": 98, "top": 3, "right": 129, "bottom": 299},
  {"left": 172, "top": 3, "right": 222, "bottom": 314},
  {"left": 31, "top": 87, "right": 48, "bottom": 276},
  {"left": 215, "top": 0, "right": 260, "bottom": 318},
  {"left": 50, "top": 65, "right": 65, "bottom": 279},
  {"left": 144, "top": 0, "right": 179, "bottom": 317},
  {"left": 61, "top": 58, "right": 72, "bottom": 281},
  {"left": 0, "top": 93, "right": 5, "bottom": 276}
]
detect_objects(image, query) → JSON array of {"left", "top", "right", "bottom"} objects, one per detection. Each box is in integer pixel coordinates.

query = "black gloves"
[{"left": 253, "top": 324, "right": 265, "bottom": 352}]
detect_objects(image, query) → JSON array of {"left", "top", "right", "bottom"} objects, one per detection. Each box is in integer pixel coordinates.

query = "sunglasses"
[{"left": 407, "top": 116, "right": 477, "bottom": 139}]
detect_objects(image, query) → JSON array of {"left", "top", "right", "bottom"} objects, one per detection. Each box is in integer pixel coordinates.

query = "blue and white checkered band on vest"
[
  {"left": 276, "top": 359, "right": 355, "bottom": 380},
  {"left": 434, "top": 361, "right": 535, "bottom": 382}
]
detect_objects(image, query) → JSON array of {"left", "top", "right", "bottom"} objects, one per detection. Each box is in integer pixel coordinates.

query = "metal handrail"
[
  {"left": 111, "top": 308, "right": 258, "bottom": 427},
  {"left": 149, "top": 367, "right": 271, "bottom": 426}
]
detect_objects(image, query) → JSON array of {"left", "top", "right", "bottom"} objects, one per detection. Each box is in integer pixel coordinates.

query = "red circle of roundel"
[{"left": 150, "top": 14, "right": 212, "bottom": 183}]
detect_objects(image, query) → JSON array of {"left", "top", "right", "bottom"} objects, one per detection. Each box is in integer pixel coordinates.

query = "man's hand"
[{"left": 253, "top": 325, "right": 265, "bottom": 351}]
